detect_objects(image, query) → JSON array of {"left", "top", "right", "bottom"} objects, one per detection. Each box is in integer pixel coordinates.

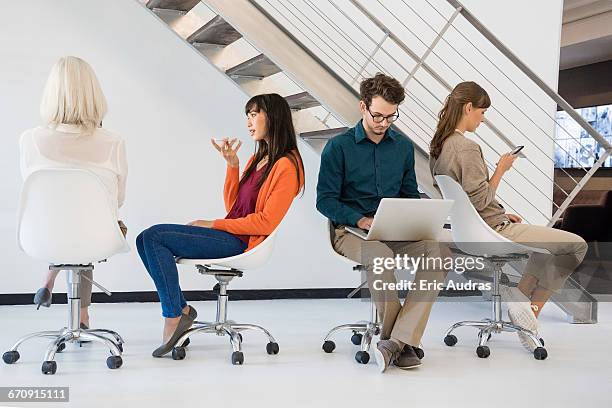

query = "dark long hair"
[
  {"left": 241, "top": 93, "right": 304, "bottom": 195},
  {"left": 430, "top": 81, "right": 491, "bottom": 159}
]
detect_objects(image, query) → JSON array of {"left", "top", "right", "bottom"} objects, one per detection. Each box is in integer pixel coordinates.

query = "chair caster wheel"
[
  {"left": 476, "top": 345, "right": 490, "bottom": 358},
  {"left": 413, "top": 346, "right": 425, "bottom": 360},
  {"left": 180, "top": 338, "right": 190, "bottom": 348},
  {"left": 534, "top": 347, "right": 548, "bottom": 360},
  {"left": 231, "top": 351, "right": 244, "bottom": 365},
  {"left": 106, "top": 355, "right": 122, "bottom": 369},
  {"left": 266, "top": 342, "right": 279, "bottom": 355},
  {"left": 56, "top": 342, "right": 66, "bottom": 353},
  {"left": 539, "top": 338, "right": 545, "bottom": 347},
  {"left": 355, "top": 350, "right": 370, "bottom": 364},
  {"left": 42, "top": 360, "right": 57, "bottom": 375},
  {"left": 172, "top": 346, "right": 186, "bottom": 360},
  {"left": 322, "top": 340, "right": 336, "bottom": 353},
  {"left": 444, "top": 334, "right": 457, "bottom": 346},
  {"left": 351, "top": 332, "right": 363, "bottom": 345},
  {"left": 3, "top": 351, "right": 20, "bottom": 364},
  {"left": 117, "top": 343, "right": 123, "bottom": 353}
]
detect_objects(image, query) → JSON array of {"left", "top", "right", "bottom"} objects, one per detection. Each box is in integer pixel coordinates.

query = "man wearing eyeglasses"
[{"left": 316, "top": 73, "right": 449, "bottom": 372}]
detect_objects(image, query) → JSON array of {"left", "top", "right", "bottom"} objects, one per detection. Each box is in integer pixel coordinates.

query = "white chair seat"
[
  {"left": 176, "top": 227, "right": 279, "bottom": 270},
  {"left": 434, "top": 175, "right": 550, "bottom": 257}
]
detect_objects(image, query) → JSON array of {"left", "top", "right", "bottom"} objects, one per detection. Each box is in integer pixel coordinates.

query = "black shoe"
[
  {"left": 152, "top": 306, "right": 197, "bottom": 358},
  {"left": 33, "top": 288, "right": 52, "bottom": 310}
]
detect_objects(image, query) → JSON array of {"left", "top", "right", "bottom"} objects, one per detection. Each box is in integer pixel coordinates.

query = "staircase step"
[
  {"left": 226, "top": 54, "right": 282, "bottom": 79},
  {"left": 188, "top": 15, "right": 242, "bottom": 46},
  {"left": 285, "top": 92, "right": 320, "bottom": 110},
  {"left": 144, "top": 0, "right": 199, "bottom": 11},
  {"left": 300, "top": 127, "right": 348, "bottom": 140}
]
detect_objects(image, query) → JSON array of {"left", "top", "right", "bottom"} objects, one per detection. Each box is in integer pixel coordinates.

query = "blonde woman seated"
[
  {"left": 19, "top": 56, "right": 128, "bottom": 330},
  {"left": 429, "top": 81, "right": 587, "bottom": 352}
]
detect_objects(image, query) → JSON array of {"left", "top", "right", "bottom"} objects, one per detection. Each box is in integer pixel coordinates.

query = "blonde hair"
[{"left": 40, "top": 56, "right": 107, "bottom": 133}]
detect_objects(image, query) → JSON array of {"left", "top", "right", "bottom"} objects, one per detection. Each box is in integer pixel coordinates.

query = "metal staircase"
[{"left": 137, "top": 0, "right": 609, "bottom": 323}]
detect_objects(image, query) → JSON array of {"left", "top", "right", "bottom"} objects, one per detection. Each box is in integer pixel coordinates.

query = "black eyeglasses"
[{"left": 367, "top": 107, "right": 400, "bottom": 123}]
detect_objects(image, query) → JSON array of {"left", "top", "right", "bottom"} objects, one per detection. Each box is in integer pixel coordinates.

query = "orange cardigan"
[{"left": 212, "top": 152, "right": 304, "bottom": 252}]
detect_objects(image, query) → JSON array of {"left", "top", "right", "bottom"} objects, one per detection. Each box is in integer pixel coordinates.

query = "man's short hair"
[{"left": 359, "top": 73, "right": 405, "bottom": 107}]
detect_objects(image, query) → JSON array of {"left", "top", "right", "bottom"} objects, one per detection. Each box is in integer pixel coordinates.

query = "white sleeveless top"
[{"left": 19, "top": 124, "right": 128, "bottom": 212}]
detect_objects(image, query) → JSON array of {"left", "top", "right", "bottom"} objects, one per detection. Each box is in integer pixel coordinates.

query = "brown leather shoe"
[
  {"left": 394, "top": 344, "right": 422, "bottom": 369},
  {"left": 374, "top": 340, "right": 402, "bottom": 373}
]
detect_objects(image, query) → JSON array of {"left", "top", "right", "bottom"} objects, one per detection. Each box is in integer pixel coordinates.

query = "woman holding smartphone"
[
  {"left": 429, "top": 81, "right": 587, "bottom": 352},
  {"left": 137, "top": 93, "right": 304, "bottom": 357}
]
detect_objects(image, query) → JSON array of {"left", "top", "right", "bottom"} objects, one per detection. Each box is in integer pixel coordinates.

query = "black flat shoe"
[
  {"left": 152, "top": 306, "right": 197, "bottom": 358},
  {"left": 33, "top": 288, "right": 52, "bottom": 310}
]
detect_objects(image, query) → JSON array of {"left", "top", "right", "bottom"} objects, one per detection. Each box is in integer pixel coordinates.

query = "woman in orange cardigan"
[{"left": 137, "top": 94, "right": 304, "bottom": 357}]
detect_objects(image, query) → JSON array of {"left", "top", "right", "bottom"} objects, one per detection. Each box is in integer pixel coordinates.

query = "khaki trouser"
[
  {"left": 495, "top": 223, "right": 588, "bottom": 293},
  {"left": 332, "top": 226, "right": 451, "bottom": 347},
  {"left": 66, "top": 220, "right": 128, "bottom": 308}
]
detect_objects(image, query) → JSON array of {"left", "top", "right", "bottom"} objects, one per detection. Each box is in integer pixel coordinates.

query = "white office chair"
[
  {"left": 435, "top": 175, "right": 548, "bottom": 360},
  {"left": 320, "top": 220, "right": 378, "bottom": 364},
  {"left": 3, "top": 169, "right": 129, "bottom": 375},
  {"left": 173, "top": 227, "right": 281, "bottom": 365}
]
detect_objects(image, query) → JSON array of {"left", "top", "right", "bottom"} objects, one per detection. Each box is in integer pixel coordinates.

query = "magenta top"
[{"left": 225, "top": 166, "right": 266, "bottom": 243}]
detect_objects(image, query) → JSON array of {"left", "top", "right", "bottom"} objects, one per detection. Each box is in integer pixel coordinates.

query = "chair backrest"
[
  {"left": 18, "top": 168, "right": 129, "bottom": 264},
  {"left": 325, "top": 219, "right": 360, "bottom": 267},
  {"left": 434, "top": 175, "right": 530, "bottom": 256}
]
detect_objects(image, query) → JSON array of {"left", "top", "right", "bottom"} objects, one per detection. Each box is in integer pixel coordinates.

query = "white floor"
[{"left": 0, "top": 297, "right": 610, "bottom": 408}]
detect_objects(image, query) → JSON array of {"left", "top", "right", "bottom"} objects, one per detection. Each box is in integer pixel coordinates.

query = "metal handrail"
[
  {"left": 384, "top": 0, "right": 596, "bottom": 181},
  {"left": 346, "top": 0, "right": 586, "bottom": 205},
  {"left": 447, "top": 0, "right": 611, "bottom": 151},
  {"left": 265, "top": 0, "right": 570, "bottom": 221},
  {"left": 255, "top": 0, "right": 610, "bottom": 227},
  {"left": 294, "top": 0, "right": 569, "bottom": 213},
  {"left": 248, "top": 0, "right": 432, "bottom": 162}
]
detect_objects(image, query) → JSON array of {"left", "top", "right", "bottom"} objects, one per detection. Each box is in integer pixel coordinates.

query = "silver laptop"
[{"left": 345, "top": 198, "right": 453, "bottom": 241}]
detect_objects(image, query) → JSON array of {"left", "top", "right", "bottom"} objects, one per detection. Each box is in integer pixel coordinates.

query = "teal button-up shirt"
[{"left": 316, "top": 120, "right": 420, "bottom": 227}]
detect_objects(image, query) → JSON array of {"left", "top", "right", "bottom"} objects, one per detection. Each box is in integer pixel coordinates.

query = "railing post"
[
  {"left": 322, "top": 32, "right": 389, "bottom": 126},
  {"left": 549, "top": 150, "right": 612, "bottom": 226},
  {"left": 403, "top": 7, "right": 462, "bottom": 87},
  {"left": 446, "top": 0, "right": 612, "bottom": 152}
]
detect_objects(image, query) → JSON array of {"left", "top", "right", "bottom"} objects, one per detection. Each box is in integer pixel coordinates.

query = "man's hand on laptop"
[{"left": 357, "top": 217, "right": 374, "bottom": 230}]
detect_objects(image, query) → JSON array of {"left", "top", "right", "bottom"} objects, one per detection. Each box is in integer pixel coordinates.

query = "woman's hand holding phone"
[
  {"left": 496, "top": 153, "right": 517, "bottom": 173},
  {"left": 211, "top": 137, "right": 242, "bottom": 168}
]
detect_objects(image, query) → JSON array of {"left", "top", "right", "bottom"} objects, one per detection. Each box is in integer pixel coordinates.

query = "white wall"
[
  {"left": 0, "top": 0, "right": 563, "bottom": 295},
  {"left": 0, "top": 0, "right": 353, "bottom": 295}
]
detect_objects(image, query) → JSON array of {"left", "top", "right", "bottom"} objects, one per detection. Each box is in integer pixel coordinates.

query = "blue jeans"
[{"left": 136, "top": 224, "right": 247, "bottom": 317}]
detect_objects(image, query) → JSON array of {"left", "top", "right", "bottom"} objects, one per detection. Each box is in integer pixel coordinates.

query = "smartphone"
[{"left": 510, "top": 145, "right": 524, "bottom": 155}]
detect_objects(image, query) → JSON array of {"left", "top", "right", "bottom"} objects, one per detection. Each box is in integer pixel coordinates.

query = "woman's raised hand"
[{"left": 211, "top": 138, "right": 242, "bottom": 168}]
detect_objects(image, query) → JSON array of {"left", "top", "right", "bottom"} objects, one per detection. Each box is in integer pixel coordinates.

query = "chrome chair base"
[
  {"left": 171, "top": 267, "right": 279, "bottom": 365},
  {"left": 443, "top": 257, "right": 548, "bottom": 360},
  {"left": 2, "top": 266, "right": 124, "bottom": 375},
  {"left": 321, "top": 294, "right": 382, "bottom": 365}
]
